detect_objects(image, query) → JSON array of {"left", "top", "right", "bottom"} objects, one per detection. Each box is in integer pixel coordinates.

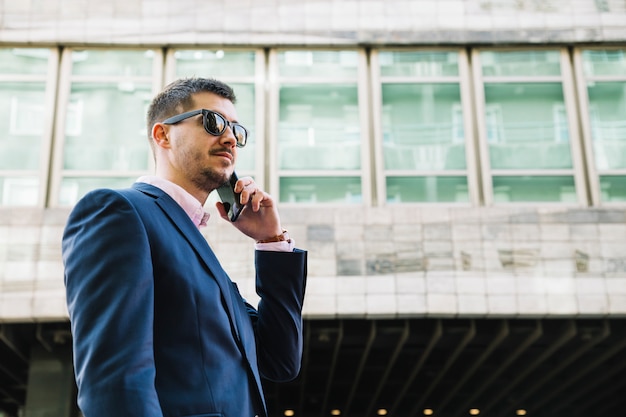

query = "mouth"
[{"left": 210, "top": 149, "right": 234, "bottom": 163}]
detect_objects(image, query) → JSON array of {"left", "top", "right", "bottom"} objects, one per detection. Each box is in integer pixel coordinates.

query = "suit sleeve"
[
  {"left": 62, "top": 189, "right": 163, "bottom": 417},
  {"left": 253, "top": 249, "right": 307, "bottom": 382}
]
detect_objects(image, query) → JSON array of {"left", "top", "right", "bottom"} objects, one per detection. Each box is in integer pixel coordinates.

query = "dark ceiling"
[
  {"left": 2, "top": 318, "right": 626, "bottom": 417},
  {"left": 263, "top": 318, "right": 626, "bottom": 417}
]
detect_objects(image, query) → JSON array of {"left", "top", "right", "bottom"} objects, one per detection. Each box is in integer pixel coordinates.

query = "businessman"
[{"left": 62, "top": 77, "right": 307, "bottom": 417}]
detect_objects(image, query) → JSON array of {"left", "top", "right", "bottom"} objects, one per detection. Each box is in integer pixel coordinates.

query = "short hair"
[{"left": 146, "top": 77, "right": 237, "bottom": 144}]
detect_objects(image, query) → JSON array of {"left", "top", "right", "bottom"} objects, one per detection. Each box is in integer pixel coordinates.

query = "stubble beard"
[
  {"left": 192, "top": 166, "right": 230, "bottom": 194},
  {"left": 180, "top": 144, "right": 233, "bottom": 194}
]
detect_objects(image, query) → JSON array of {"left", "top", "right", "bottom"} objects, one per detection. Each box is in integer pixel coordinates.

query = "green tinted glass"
[
  {"left": 0, "top": 82, "right": 47, "bottom": 170},
  {"left": 587, "top": 81, "right": 626, "bottom": 170},
  {"left": 63, "top": 83, "right": 151, "bottom": 171},
  {"left": 599, "top": 176, "right": 626, "bottom": 202},
  {"left": 381, "top": 83, "right": 466, "bottom": 170},
  {"left": 0, "top": 48, "right": 49, "bottom": 75},
  {"left": 481, "top": 50, "right": 561, "bottom": 77},
  {"left": 386, "top": 176, "right": 469, "bottom": 203},
  {"left": 280, "top": 177, "right": 362, "bottom": 203},
  {"left": 379, "top": 51, "right": 459, "bottom": 77},
  {"left": 581, "top": 49, "right": 626, "bottom": 77},
  {"left": 484, "top": 83, "right": 572, "bottom": 170},
  {"left": 71, "top": 50, "right": 154, "bottom": 76},
  {"left": 278, "top": 50, "right": 358, "bottom": 78},
  {"left": 174, "top": 50, "right": 256, "bottom": 77},
  {"left": 278, "top": 84, "right": 360, "bottom": 170},
  {"left": 492, "top": 176, "right": 576, "bottom": 202}
]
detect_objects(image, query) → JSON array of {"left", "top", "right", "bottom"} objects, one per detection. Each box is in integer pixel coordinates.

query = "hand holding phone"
[{"left": 216, "top": 171, "right": 243, "bottom": 222}]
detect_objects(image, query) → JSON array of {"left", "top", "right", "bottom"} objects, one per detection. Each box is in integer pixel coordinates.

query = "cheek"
[{"left": 173, "top": 135, "right": 203, "bottom": 160}]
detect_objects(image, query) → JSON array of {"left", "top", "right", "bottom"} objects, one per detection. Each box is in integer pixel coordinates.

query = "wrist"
[{"left": 256, "top": 229, "right": 290, "bottom": 244}]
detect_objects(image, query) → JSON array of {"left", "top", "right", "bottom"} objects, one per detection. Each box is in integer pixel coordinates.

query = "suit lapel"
[
  {"left": 127, "top": 183, "right": 267, "bottom": 415},
  {"left": 152, "top": 193, "right": 264, "bottom": 404},
  {"left": 131, "top": 183, "right": 242, "bottom": 343}
]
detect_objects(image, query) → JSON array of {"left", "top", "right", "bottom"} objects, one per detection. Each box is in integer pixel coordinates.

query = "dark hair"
[{"left": 146, "top": 77, "right": 237, "bottom": 144}]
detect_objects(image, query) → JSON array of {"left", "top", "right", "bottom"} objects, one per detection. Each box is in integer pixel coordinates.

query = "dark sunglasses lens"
[
  {"left": 233, "top": 125, "right": 247, "bottom": 147},
  {"left": 204, "top": 111, "right": 225, "bottom": 135}
]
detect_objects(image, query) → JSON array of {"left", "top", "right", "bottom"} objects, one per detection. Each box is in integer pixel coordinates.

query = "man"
[{"left": 62, "top": 77, "right": 307, "bottom": 417}]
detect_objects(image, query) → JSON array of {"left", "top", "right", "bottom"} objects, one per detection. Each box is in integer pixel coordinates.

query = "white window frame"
[
  {"left": 0, "top": 47, "right": 59, "bottom": 208},
  {"left": 268, "top": 47, "right": 371, "bottom": 206},
  {"left": 574, "top": 46, "right": 626, "bottom": 206},
  {"left": 49, "top": 47, "right": 163, "bottom": 207},
  {"left": 164, "top": 47, "right": 266, "bottom": 191},
  {"left": 472, "top": 47, "right": 587, "bottom": 206},
  {"left": 371, "top": 47, "right": 479, "bottom": 206}
]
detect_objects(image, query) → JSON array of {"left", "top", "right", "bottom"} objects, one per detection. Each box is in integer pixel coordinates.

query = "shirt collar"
[{"left": 136, "top": 175, "right": 210, "bottom": 228}]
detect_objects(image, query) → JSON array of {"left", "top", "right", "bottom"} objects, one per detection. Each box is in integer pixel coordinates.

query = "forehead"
[{"left": 190, "top": 92, "right": 238, "bottom": 120}]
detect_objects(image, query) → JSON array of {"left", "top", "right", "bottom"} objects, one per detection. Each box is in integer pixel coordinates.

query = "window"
[
  {"left": 0, "top": 48, "right": 57, "bottom": 206},
  {"left": 373, "top": 50, "right": 476, "bottom": 204},
  {"left": 474, "top": 49, "right": 585, "bottom": 204},
  {"left": 168, "top": 49, "right": 262, "bottom": 181},
  {"left": 272, "top": 50, "right": 368, "bottom": 204},
  {"left": 577, "top": 48, "right": 626, "bottom": 204},
  {"left": 52, "top": 49, "right": 160, "bottom": 206}
]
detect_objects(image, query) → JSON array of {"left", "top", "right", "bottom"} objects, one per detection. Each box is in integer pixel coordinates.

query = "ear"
[{"left": 152, "top": 123, "right": 171, "bottom": 149}]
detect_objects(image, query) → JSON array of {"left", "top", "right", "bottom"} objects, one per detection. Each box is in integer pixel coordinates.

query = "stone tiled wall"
[
  {"left": 0, "top": 208, "right": 69, "bottom": 321},
  {"left": 3, "top": 205, "right": 624, "bottom": 322},
  {"left": 1, "top": 0, "right": 626, "bottom": 46},
  {"left": 268, "top": 205, "right": 626, "bottom": 319}
]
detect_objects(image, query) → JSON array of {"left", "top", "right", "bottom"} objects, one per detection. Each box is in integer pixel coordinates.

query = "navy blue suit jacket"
[{"left": 62, "top": 183, "right": 307, "bottom": 417}]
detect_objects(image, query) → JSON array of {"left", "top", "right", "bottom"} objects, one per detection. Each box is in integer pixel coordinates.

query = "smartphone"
[{"left": 216, "top": 171, "right": 243, "bottom": 222}]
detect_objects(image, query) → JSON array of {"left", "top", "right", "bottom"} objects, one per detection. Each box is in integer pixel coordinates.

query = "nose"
[{"left": 219, "top": 124, "right": 237, "bottom": 148}]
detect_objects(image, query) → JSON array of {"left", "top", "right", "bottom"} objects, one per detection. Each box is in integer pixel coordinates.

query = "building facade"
[{"left": 1, "top": 1, "right": 626, "bottom": 416}]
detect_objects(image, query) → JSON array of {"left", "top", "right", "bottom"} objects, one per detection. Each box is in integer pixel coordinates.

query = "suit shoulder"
[{"left": 72, "top": 187, "right": 133, "bottom": 209}]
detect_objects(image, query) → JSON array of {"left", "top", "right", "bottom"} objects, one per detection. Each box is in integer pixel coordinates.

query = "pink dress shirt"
[{"left": 136, "top": 176, "right": 294, "bottom": 252}]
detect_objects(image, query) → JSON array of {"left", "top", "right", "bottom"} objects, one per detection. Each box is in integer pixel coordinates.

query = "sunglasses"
[{"left": 162, "top": 109, "right": 248, "bottom": 148}]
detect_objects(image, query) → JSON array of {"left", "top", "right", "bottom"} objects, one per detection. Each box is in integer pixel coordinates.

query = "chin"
[
  {"left": 198, "top": 167, "right": 231, "bottom": 191},
  {"left": 221, "top": 167, "right": 234, "bottom": 182}
]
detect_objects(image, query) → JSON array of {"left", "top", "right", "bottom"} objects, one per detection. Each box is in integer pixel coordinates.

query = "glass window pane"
[
  {"left": 600, "top": 176, "right": 626, "bottom": 202},
  {"left": 174, "top": 50, "right": 256, "bottom": 77},
  {"left": 492, "top": 176, "right": 576, "bottom": 202},
  {"left": 278, "top": 84, "right": 360, "bottom": 170},
  {"left": 485, "top": 83, "right": 572, "bottom": 170},
  {"left": 379, "top": 51, "right": 459, "bottom": 77},
  {"left": 587, "top": 81, "right": 626, "bottom": 170},
  {"left": 228, "top": 83, "right": 256, "bottom": 171},
  {"left": 279, "top": 177, "right": 361, "bottom": 203},
  {"left": 278, "top": 50, "right": 358, "bottom": 78},
  {"left": 381, "top": 83, "right": 466, "bottom": 170},
  {"left": 582, "top": 49, "right": 626, "bottom": 77},
  {"left": 71, "top": 50, "right": 154, "bottom": 77},
  {"left": 0, "top": 82, "right": 47, "bottom": 170},
  {"left": 481, "top": 50, "right": 561, "bottom": 77},
  {"left": 63, "top": 83, "right": 152, "bottom": 171},
  {"left": 0, "top": 48, "right": 50, "bottom": 75},
  {"left": 0, "top": 176, "right": 39, "bottom": 206},
  {"left": 59, "top": 177, "right": 137, "bottom": 206},
  {"left": 386, "top": 176, "right": 469, "bottom": 203}
]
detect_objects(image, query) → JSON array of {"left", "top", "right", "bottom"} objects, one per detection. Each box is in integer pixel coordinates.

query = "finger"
[
  {"left": 239, "top": 185, "right": 257, "bottom": 205},
  {"left": 251, "top": 190, "right": 263, "bottom": 211},
  {"left": 253, "top": 190, "right": 274, "bottom": 211},
  {"left": 235, "top": 176, "right": 255, "bottom": 193}
]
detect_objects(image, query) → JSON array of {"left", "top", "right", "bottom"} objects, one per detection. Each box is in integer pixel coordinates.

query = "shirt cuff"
[{"left": 255, "top": 238, "right": 295, "bottom": 252}]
